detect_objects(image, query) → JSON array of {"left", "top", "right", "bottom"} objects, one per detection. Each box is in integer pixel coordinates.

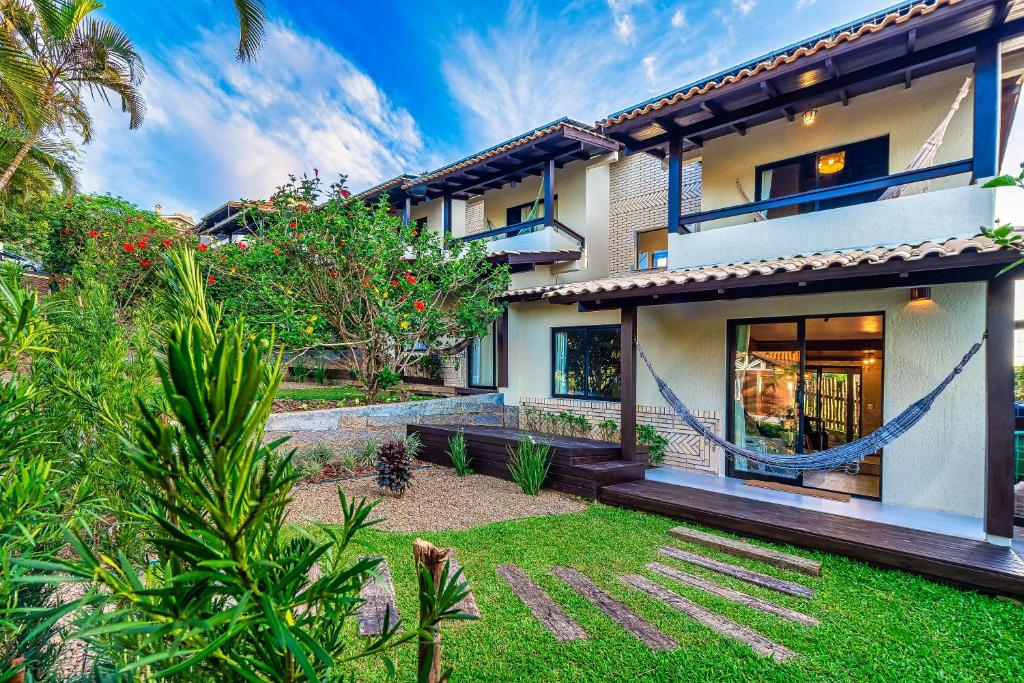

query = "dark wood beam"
[
  {"left": 620, "top": 304, "right": 638, "bottom": 462},
  {"left": 986, "top": 274, "right": 1016, "bottom": 540},
  {"left": 402, "top": 197, "right": 411, "bottom": 226},
  {"left": 974, "top": 40, "right": 1001, "bottom": 178},
  {"left": 907, "top": 27, "right": 917, "bottom": 53},
  {"left": 759, "top": 79, "right": 779, "bottom": 99},
  {"left": 442, "top": 194, "right": 452, "bottom": 239},
  {"left": 824, "top": 57, "right": 841, "bottom": 79},
  {"left": 993, "top": 0, "right": 1013, "bottom": 28},
  {"left": 782, "top": 107, "right": 796, "bottom": 122},
  {"left": 544, "top": 158, "right": 554, "bottom": 224},
  {"left": 732, "top": 122, "right": 747, "bottom": 136},
  {"left": 904, "top": 68, "right": 914, "bottom": 89},
  {"left": 699, "top": 100, "right": 727, "bottom": 117},
  {"left": 667, "top": 136, "right": 682, "bottom": 234},
  {"left": 496, "top": 307, "right": 509, "bottom": 388}
]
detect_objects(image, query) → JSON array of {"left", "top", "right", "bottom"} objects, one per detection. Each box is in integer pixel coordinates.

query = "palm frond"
[
  {"left": 233, "top": 0, "right": 265, "bottom": 63},
  {"left": 0, "top": 28, "right": 45, "bottom": 128}
]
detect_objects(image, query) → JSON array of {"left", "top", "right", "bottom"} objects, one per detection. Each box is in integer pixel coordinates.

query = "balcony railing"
[
  {"left": 462, "top": 217, "right": 586, "bottom": 249},
  {"left": 678, "top": 158, "right": 974, "bottom": 233}
]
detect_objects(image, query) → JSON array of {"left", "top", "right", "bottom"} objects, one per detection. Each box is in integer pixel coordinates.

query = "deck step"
[
  {"left": 497, "top": 564, "right": 587, "bottom": 641},
  {"left": 667, "top": 526, "right": 822, "bottom": 576},
  {"left": 659, "top": 546, "right": 815, "bottom": 599}
]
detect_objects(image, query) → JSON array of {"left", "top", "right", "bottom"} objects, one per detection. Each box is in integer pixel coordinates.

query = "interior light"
[
  {"left": 910, "top": 287, "right": 932, "bottom": 301},
  {"left": 817, "top": 151, "right": 846, "bottom": 175},
  {"left": 802, "top": 109, "right": 817, "bottom": 126}
]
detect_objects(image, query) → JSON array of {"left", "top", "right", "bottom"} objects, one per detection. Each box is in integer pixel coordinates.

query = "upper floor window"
[
  {"left": 636, "top": 228, "right": 668, "bottom": 270},
  {"left": 506, "top": 195, "right": 558, "bottom": 226},
  {"left": 755, "top": 136, "right": 889, "bottom": 219},
  {"left": 552, "top": 325, "right": 620, "bottom": 400}
]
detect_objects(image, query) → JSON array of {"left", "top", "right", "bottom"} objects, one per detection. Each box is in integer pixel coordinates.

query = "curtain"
[{"left": 554, "top": 331, "right": 569, "bottom": 395}]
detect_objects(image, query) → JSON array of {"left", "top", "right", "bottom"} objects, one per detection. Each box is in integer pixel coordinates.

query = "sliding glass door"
[{"left": 727, "top": 313, "right": 884, "bottom": 498}]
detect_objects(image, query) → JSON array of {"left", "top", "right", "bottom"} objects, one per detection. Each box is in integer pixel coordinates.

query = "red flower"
[
  {"left": 136, "top": 241, "right": 147, "bottom": 249},
  {"left": 135, "top": 215, "right": 142, "bottom": 222},
  {"left": 162, "top": 238, "right": 172, "bottom": 248},
  {"left": 220, "top": 257, "right": 227, "bottom": 263},
  {"left": 405, "top": 273, "right": 417, "bottom": 285},
  {"left": 390, "top": 280, "right": 399, "bottom": 287},
  {"left": 88, "top": 230, "right": 99, "bottom": 238},
  {"left": 413, "top": 300, "right": 426, "bottom": 312},
  {"left": 330, "top": 270, "right": 338, "bottom": 277},
  {"left": 313, "top": 167, "right": 319, "bottom": 176},
  {"left": 361, "top": 277, "right": 371, "bottom": 287},
  {"left": 288, "top": 221, "right": 297, "bottom": 229},
  {"left": 140, "top": 259, "right": 152, "bottom": 268},
  {"left": 237, "top": 241, "right": 247, "bottom": 250},
  {"left": 65, "top": 202, "right": 73, "bottom": 208},
  {"left": 123, "top": 243, "right": 135, "bottom": 253},
  {"left": 85, "top": 197, "right": 92, "bottom": 202},
  {"left": 297, "top": 203, "right": 310, "bottom": 213},
  {"left": 207, "top": 275, "right": 215, "bottom": 285},
  {"left": 340, "top": 189, "right": 351, "bottom": 198},
  {"left": 197, "top": 243, "right": 208, "bottom": 251},
  {"left": 273, "top": 248, "right": 280, "bottom": 255}
]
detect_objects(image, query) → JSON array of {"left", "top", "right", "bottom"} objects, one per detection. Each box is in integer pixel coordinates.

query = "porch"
[{"left": 601, "top": 470, "right": 1024, "bottom": 597}]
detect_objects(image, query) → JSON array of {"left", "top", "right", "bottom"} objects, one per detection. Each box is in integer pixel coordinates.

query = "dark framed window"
[
  {"left": 754, "top": 136, "right": 889, "bottom": 219},
  {"left": 467, "top": 320, "right": 497, "bottom": 389},
  {"left": 552, "top": 325, "right": 620, "bottom": 400},
  {"left": 636, "top": 228, "right": 668, "bottom": 270},
  {"left": 506, "top": 195, "right": 558, "bottom": 226}
]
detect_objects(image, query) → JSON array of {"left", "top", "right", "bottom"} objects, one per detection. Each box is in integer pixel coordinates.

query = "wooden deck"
[
  {"left": 410, "top": 424, "right": 646, "bottom": 498},
  {"left": 601, "top": 479, "right": 1024, "bottom": 598}
]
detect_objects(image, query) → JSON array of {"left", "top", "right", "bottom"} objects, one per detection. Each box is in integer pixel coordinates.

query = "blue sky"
[{"left": 78, "top": 1, "right": 983, "bottom": 220}]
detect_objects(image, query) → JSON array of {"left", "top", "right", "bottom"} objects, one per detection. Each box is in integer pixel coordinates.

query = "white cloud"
[
  {"left": 671, "top": 8, "right": 687, "bottom": 28},
  {"left": 733, "top": 0, "right": 757, "bottom": 15},
  {"left": 614, "top": 13, "right": 636, "bottom": 42},
  {"left": 796, "top": 0, "right": 816, "bottom": 7},
  {"left": 79, "top": 22, "right": 425, "bottom": 217},
  {"left": 642, "top": 55, "right": 657, "bottom": 84}
]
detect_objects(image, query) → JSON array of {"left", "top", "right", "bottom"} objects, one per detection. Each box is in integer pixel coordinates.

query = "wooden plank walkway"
[
  {"left": 497, "top": 564, "right": 587, "bottom": 641},
  {"left": 358, "top": 558, "right": 401, "bottom": 637},
  {"left": 621, "top": 574, "right": 796, "bottom": 662},
  {"left": 552, "top": 567, "right": 677, "bottom": 651},
  {"left": 601, "top": 479, "right": 1024, "bottom": 598},
  {"left": 668, "top": 526, "right": 822, "bottom": 576},
  {"left": 659, "top": 547, "right": 815, "bottom": 599},
  {"left": 647, "top": 563, "right": 819, "bottom": 627},
  {"left": 445, "top": 549, "right": 480, "bottom": 618}
]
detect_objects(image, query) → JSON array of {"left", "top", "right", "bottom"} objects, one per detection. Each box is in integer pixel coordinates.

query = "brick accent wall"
[
  {"left": 464, "top": 197, "right": 486, "bottom": 236},
  {"left": 518, "top": 396, "right": 721, "bottom": 474},
  {"left": 441, "top": 349, "right": 467, "bottom": 388},
  {"left": 608, "top": 155, "right": 701, "bottom": 276}
]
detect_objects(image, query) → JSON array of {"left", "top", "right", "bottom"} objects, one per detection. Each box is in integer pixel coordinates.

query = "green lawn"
[
  {"left": 340, "top": 504, "right": 1023, "bottom": 682},
  {"left": 275, "top": 386, "right": 435, "bottom": 403}
]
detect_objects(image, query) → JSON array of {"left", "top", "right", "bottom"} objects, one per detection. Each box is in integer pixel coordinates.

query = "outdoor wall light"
[
  {"left": 802, "top": 109, "right": 817, "bottom": 126},
  {"left": 817, "top": 151, "right": 846, "bottom": 175},
  {"left": 910, "top": 287, "right": 932, "bottom": 301}
]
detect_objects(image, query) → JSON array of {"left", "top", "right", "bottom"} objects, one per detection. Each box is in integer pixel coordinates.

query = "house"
[
  {"left": 194, "top": 200, "right": 264, "bottom": 244},
  {"left": 363, "top": 0, "right": 1024, "bottom": 594},
  {"left": 154, "top": 204, "right": 195, "bottom": 233}
]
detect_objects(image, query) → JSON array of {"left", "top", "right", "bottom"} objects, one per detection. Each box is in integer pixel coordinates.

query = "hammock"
[
  {"left": 879, "top": 75, "right": 972, "bottom": 200},
  {"left": 637, "top": 335, "right": 984, "bottom": 472}
]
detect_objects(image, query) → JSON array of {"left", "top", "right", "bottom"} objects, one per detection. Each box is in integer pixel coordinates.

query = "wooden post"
[
  {"left": 986, "top": 276, "right": 1015, "bottom": 541},
  {"left": 974, "top": 41, "right": 1001, "bottom": 179},
  {"left": 403, "top": 197, "right": 411, "bottom": 226},
  {"left": 496, "top": 307, "right": 509, "bottom": 388},
  {"left": 544, "top": 158, "right": 555, "bottom": 224},
  {"left": 442, "top": 194, "right": 453, "bottom": 240},
  {"left": 621, "top": 304, "right": 638, "bottom": 461},
  {"left": 667, "top": 136, "right": 682, "bottom": 232},
  {"left": 413, "top": 539, "right": 449, "bottom": 683}
]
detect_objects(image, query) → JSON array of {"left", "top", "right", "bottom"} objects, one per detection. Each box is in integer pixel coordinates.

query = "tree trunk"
[
  {"left": 413, "top": 539, "right": 449, "bottom": 683},
  {"left": 0, "top": 128, "right": 39, "bottom": 193}
]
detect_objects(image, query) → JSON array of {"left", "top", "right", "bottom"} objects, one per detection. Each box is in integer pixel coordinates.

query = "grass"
[
  {"left": 275, "top": 386, "right": 435, "bottom": 403},
  {"left": 330, "top": 504, "right": 1024, "bottom": 682}
]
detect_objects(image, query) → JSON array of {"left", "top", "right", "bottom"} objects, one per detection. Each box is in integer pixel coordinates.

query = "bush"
[
  {"left": 291, "top": 360, "right": 310, "bottom": 382},
  {"left": 447, "top": 431, "right": 472, "bottom": 476},
  {"left": 376, "top": 439, "right": 414, "bottom": 496},
  {"left": 507, "top": 437, "right": 550, "bottom": 495},
  {"left": 597, "top": 418, "right": 619, "bottom": 442},
  {"left": 637, "top": 424, "right": 669, "bottom": 466},
  {"left": 295, "top": 444, "right": 333, "bottom": 477}
]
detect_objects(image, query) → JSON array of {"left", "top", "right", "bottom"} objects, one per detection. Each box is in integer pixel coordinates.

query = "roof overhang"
[
  {"left": 403, "top": 119, "right": 621, "bottom": 203},
  {"left": 604, "top": 0, "right": 1024, "bottom": 156},
  {"left": 486, "top": 249, "right": 583, "bottom": 273},
  {"left": 503, "top": 235, "right": 1017, "bottom": 309},
  {"left": 353, "top": 174, "right": 419, "bottom": 206}
]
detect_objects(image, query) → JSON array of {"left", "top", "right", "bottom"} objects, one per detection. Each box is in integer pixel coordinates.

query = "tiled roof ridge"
[
  {"left": 506, "top": 231, "right": 1009, "bottom": 300},
  {"left": 353, "top": 173, "right": 418, "bottom": 201},
  {"left": 600, "top": 0, "right": 956, "bottom": 127}
]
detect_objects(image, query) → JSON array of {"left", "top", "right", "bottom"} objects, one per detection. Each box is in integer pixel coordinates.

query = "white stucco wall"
[
  {"left": 410, "top": 198, "right": 466, "bottom": 238},
  {"left": 507, "top": 282, "right": 987, "bottom": 518}
]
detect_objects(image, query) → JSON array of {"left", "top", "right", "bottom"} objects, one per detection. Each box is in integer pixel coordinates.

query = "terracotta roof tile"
[
  {"left": 353, "top": 174, "right": 418, "bottom": 201},
  {"left": 601, "top": 0, "right": 957, "bottom": 127},
  {"left": 506, "top": 232, "right": 1008, "bottom": 300}
]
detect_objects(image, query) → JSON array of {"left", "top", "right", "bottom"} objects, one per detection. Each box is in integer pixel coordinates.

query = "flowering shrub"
[
  {"left": 39, "top": 194, "right": 184, "bottom": 307},
  {"left": 203, "top": 173, "right": 510, "bottom": 399}
]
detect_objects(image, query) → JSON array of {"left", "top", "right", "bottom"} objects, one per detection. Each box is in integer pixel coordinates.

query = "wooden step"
[
  {"left": 659, "top": 546, "right": 815, "bottom": 599},
  {"left": 667, "top": 526, "right": 822, "bottom": 576},
  {"left": 497, "top": 564, "right": 587, "bottom": 641}
]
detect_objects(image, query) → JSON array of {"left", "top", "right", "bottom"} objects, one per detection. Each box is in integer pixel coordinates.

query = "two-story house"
[{"left": 358, "top": 0, "right": 1024, "bottom": 593}]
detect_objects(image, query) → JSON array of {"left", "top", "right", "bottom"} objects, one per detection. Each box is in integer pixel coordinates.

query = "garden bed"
[
  {"left": 287, "top": 466, "right": 587, "bottom": 531},
  {"left": 273, "top": 385, "right": 438, "bottom": 412}
]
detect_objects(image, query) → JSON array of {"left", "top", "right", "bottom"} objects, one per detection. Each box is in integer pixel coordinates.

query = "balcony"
[{"left": 463, "top": 217, "right": 585, "bottom": 272}]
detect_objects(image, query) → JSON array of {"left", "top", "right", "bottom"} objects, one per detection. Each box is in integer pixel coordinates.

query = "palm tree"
[
  {"left": 0, "top": 0, "right": 144, "bottom": 193},
  {"left": 233, "top": 0, "right": 266, "bottom": 63},
  {"left": 0, "top": 125, "right": 75, "bottom": 203}
]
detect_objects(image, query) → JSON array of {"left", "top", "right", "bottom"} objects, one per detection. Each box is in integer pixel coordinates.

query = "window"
[
  {"left": 468, "top": 320, "right": 497, "bottom": 388},
  {"left": 505, "top": 195, "right": 558, "bottom": 226},
  {"left": 636, "top": 228, "right": 668, "bottom": 270},
  {"left": 552, "top": 325, "right": 620, "bottom": 400},
  {"left": 728, "top": 313, "right": 884, "bottom": 499},
  {"left": 755, "top": 136, "right": 889, "bottom": 219}
]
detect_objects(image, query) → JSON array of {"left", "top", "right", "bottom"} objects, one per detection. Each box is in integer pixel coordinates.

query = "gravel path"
[{"left": 287, "top": 466, "right": 588, "bottom": 531}]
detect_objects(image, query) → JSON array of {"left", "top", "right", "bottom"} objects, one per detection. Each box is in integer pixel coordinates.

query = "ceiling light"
[
  {"left": 817, "top": 151, "right": 846, "bottom": 175},
  {"left": 802, "top": 109, "right": 817, "bottom": 126}
]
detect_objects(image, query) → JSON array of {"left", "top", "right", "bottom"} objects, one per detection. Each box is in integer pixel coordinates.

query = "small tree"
[
  {"left": 983, "top": 168, "right": 1024, "bottom": 273},
  {"left": 204, "top": 173, "right": 510, "bottom": 400}
]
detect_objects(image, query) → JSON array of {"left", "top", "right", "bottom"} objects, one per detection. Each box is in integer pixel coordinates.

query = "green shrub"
[
  {"left": 357, "top": 440, "right": 380, "bottom": 468},
  {"left": 637, "top": 424, "right": 669, "bottom": 466},
  {"left": 295, "top": 443, "right": 333, "bottom": 476},
  {"left": 312, "top": 362, "right": 329, "bottom": 385},
  {"left": 507, "top": 437, "right": 550, "bottom": 495},
  {"left": 291, "top": 360, "right": 310, "bottom": 382},
  {"left": 376, "top": 439, "right": 414, "bottom": 495},
  {"left": 404, "top": 431, "right": 423, "bottom": 460},
  {"left": 447, "top": 431, "right": 472, "bottom": 476},
  {"left": 597, "top": 418, "right": 619, "bottom": 442}
]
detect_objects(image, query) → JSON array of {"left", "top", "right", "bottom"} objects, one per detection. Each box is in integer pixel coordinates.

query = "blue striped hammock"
[{"left": 638, "top": 336, "right": 985, "bottom": 472}]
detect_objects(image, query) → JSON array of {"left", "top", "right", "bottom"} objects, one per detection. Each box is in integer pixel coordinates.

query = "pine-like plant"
[
  {"left": 507, "top": 437, "right": 551, "bottom": 496},
  {"left": 376, "top": 439, "right": 414, "bottom": 496},
  {"left": 447, "top": 431, "right": 472, "bottom": 476}
]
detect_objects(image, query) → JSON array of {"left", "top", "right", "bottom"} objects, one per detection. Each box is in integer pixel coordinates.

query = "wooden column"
[
  {"left": 442, "top": 194, "right": 452, "bottom": 239},
  {"left": 667, "top": 136, "right": 682, "bottom": 232},
  {"left": 403, "top": 197, "right": 411, "bottom": 226},
  {"left": 986, "top": 275, "right": 1015, "bottom": 540},
  {"left": 620, "top": 304, "right": 638, "bottom": 461},
  {"left": 974, "top": 41, "right": 1001, "bottom": 179},
  {"left": 544, "top": 158, "right": 555, "bottom": 223},
  {"left": 496, "top": 307, "right": 509, "bottom": 388}
]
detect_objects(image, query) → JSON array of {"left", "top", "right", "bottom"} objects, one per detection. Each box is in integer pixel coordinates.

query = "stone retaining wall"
[{"left": 265, "top": 392, "right": 507, "bottom": 452}]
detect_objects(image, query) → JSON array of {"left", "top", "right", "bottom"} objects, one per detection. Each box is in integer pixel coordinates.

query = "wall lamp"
[
  {"left": 910, "top": 287, "right": 932, "bottom": 301},
  {"left": 802, "top": 109, "right": 817, "bottom": 126}
]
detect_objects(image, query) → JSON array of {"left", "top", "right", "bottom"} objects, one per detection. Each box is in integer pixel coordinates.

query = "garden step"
[
  {"left": 659, "top": 546, "right": 815, "bottom": 599},
  {"left": 496, "top": 564, "right": 587, "bottom": 641},
  {"left": 358, "top": 557, "right": 401, "bottom": 637},
  {"left": 444, "top": 549, "right": 480, "bottom": 618},
  {"left": 667, "top": 526, "right": 822, "bottom": 576}
]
